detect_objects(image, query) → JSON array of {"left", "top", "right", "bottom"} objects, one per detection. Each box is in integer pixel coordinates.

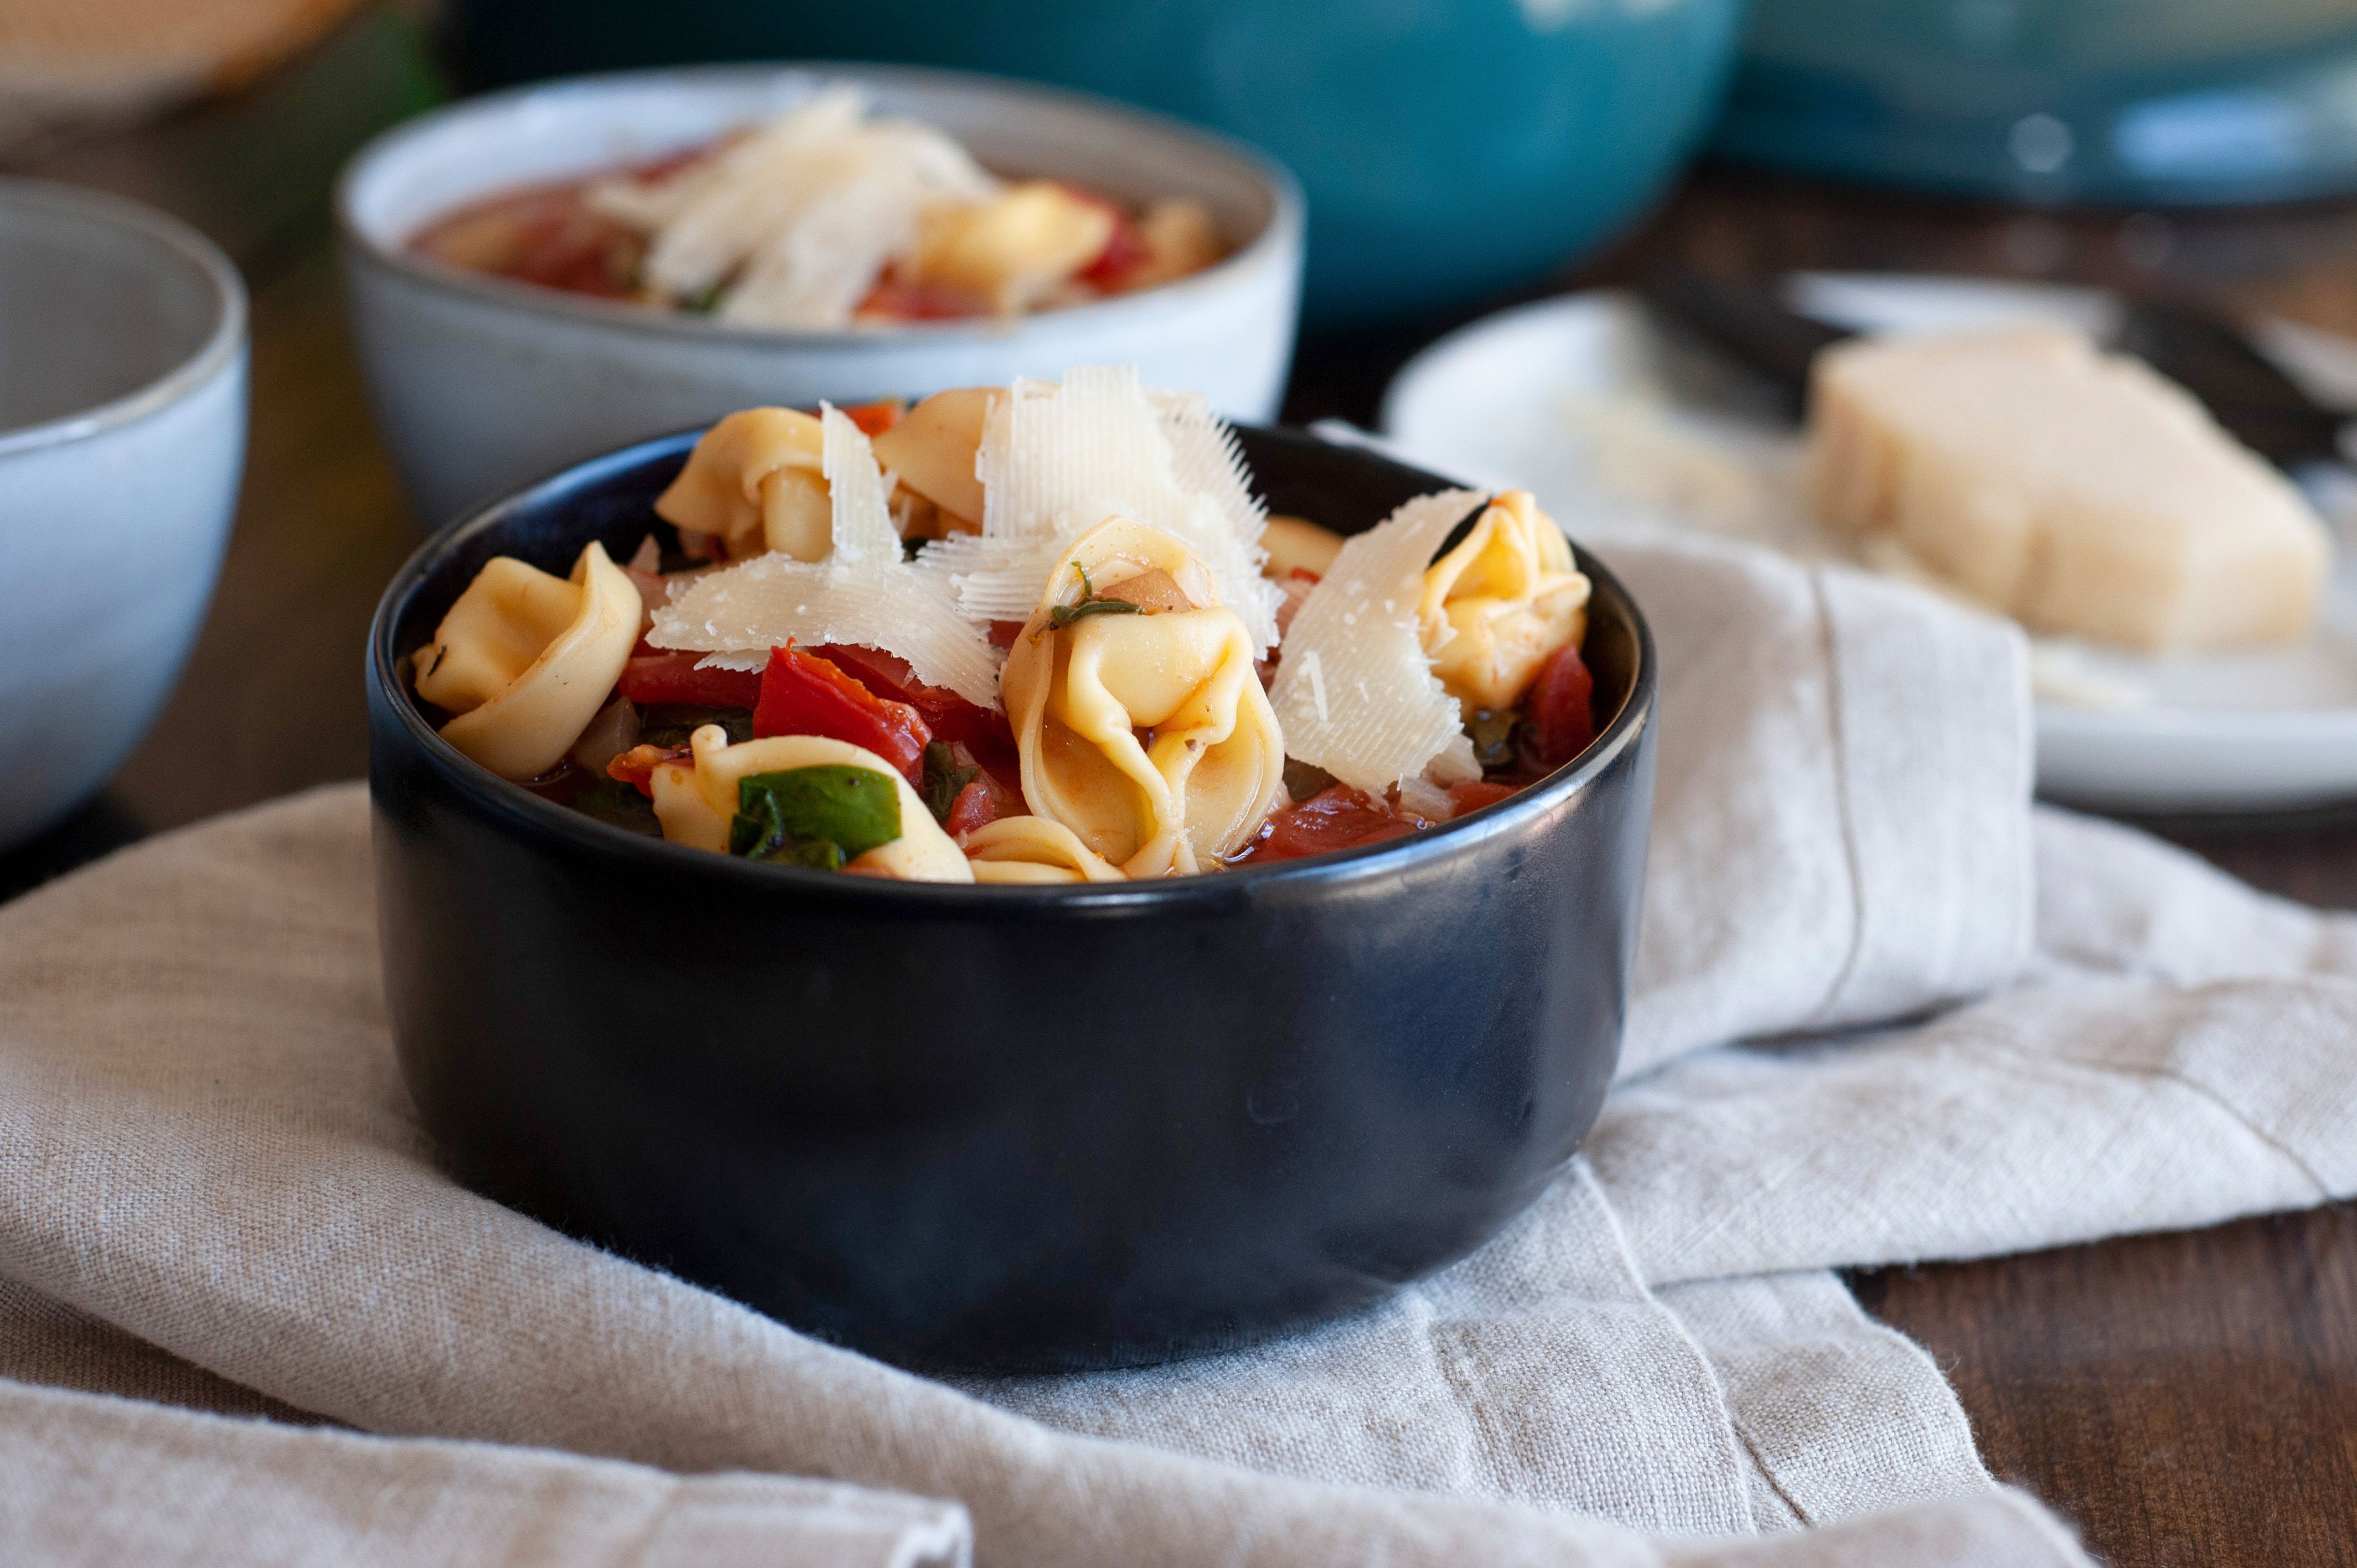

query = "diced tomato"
[
  {"left": 1447, "top": 780, "right": 1519, "bottom": 816},
  {"left": 944, "top": 769, "right": 1023, "bottom": 837},
  {"left": 608, "top": 743, "right": 691, "bottom": 797},
  {"left": 1522, "top": 643, "right": 1597, "bottom": 772},
  {"left": 812, "top": 642, "right": 915, "bottom": 692},
  {"left": 841, "top": 400, "right": 904, "bottom": 437},
  {"left": 811, "top": 644, "right": 1010, "bottom": 750},
  {"left": 616, "top": 651, "right": 763, "bottom": 709},
  {"left": 1078, "top": 209, "right": 1150, "bottom": 290},
  {"left": 1238, "top": 785, "right": 1420, "bottom": 864},
  {"left": 987, "top": 620, "right": 1026, "bottom": 649},
  {"left": 754, "top": 645, "right": 932, "bottom": 782},
  {"left": 808, "top": 643, "right": 1021, "bottom": 794}
]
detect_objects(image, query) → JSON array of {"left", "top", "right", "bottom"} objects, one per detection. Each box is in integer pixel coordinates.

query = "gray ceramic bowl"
[
  {"left": 338, "top": 63, "right": 1306, "bottom": 530},
  {"left": 0, "top": 179, "right": 248, "bottom": 851}
]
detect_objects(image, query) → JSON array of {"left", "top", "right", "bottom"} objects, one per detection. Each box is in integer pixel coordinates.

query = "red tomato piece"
[
  {"left": 616, "top": 651, "right": 763, "bottom": 709},
  {"left": 1240, "top": 786, "right": 1420, "bottom": 864},
  {"left": 841, "top": 400, "right": 904, "bottom": 437},
  {"left": 944, "top": 771, "right": 1022, "bottom": 837},
  {"left": 1447, "top": 780, "right": 1519, "bottom": 816},
  {"left": 811, "top": 644, "right": 1013, "bottom": 750},
  {"left": 809, "top": 643, "right": 1022, "bottom": 795},
  {"left": 754, "top": 646, "right": 932, "bottom": 782},
  {"left": 1523, "top": 643, "right": 1597, "bottom": 772},
  {"left": 1077, "top": 208, "right": 1150, "bottom": 290},
  {"left": 987, "top": 619, "right": 1026, "bottom": 649},
  {"left": 607, "top": 743, "right": 691, "bottom": 797}
]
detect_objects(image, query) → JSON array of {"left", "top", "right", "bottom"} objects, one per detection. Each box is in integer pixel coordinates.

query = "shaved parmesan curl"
[
  {"left": 648, "top": 406, "right": 1001, "bottom": 706},
  {"left": 1268, "top": 489, "right": 1488, "bottom": 794},
  {"left": 917, "top": 365, "right": 1282, "bottom": 651}
]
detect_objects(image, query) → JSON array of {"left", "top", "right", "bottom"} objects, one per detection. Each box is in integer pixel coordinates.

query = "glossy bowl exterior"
[
  {"left": 368, "top": 427, "right": 1655, "bottom": 1371},
  {"left": 0, "top": 179, "right": 247, "bottom": 851},
  {"left": 338, "top": 64, "right": 1304, "bottom": 530},
  {"left": 1716, "top": 0, "right": 2357, "bottom": 205}
]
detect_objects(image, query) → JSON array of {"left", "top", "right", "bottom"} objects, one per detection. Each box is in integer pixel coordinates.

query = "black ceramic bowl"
[{"left": 367, "top": 426, "right": 1658, "bottom": 1372}]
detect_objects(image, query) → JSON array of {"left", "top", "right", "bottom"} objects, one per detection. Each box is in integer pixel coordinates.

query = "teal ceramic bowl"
[
  {"left": 451, "top": 0, "right": 1749, "bottom": 324},
  {"left": 1716, "top": 0, "right": 2357, "bottom": 205}
]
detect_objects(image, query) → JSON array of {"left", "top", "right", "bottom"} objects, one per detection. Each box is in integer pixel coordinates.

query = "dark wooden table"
[{"left": 4, "top": 24, "right": 2351, "bottom": 1564}]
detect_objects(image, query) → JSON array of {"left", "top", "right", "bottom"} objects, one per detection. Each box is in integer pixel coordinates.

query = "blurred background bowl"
[
  {"left": 442, "top": 0, "right": 1749, "bottom": 326},
  {"left": 0, "top": 179, "right": 248, "bottom": 852},
  {"left": 338, "top": 62, "right": 1304, "bottom": 531},
  {"left": 1713, "top": 0, "right": 2357, "bottom": 205}
]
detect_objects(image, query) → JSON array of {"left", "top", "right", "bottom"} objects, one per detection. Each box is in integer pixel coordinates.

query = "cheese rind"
[{"left": 1808, "top": 326, "right": 2330, "bottom": 652}]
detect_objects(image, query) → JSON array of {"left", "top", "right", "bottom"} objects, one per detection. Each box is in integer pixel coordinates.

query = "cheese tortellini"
[
  {"left": 655, "top": 406, "right": 832, "bottom": 560},
  {"left": 961, "top": 816, "right": 1125, "bottom": 884},
  {"left": 906, "top": 183, "right": 1114, "bottom": 316},
  {"left": 868, "top": 386, "right": 993, "bottom": 531},
  {"left": 649, "top": 726, "right": 972, "bottom": 882},
  {"left": 414, "top": 540, "right": 642, "bottom": 779},
  {"left": 1001, "top": 518, "right": 1285, "bottom": 877},
  {"left": 1418, "top": 489, "right": 1591, "bottom": 713}
]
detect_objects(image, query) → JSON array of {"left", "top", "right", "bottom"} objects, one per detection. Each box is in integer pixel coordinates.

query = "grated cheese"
[
  {"left": 1268, "top": 489, "right": 1488, "bottom": 793},
  {"left": 650, "top": 406, "right": 1001, "bottom": 705}
]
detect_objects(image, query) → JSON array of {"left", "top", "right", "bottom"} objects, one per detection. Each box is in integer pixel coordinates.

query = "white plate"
[{"left": 1380, "top": 274, "right": 2357, "bottom": 814}]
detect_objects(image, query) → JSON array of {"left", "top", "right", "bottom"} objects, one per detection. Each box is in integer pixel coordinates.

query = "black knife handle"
[
  {"left": 1638, "top": 272, "right": 1855, "bottom": 421},
  {"left": 2116, "top": 298, "right": 2347, "bottom": 470}
]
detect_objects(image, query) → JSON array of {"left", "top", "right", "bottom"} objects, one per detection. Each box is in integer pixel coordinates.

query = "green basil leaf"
[
  {"left": 758, "top": 837, "right": 845, "bottom": 871},
  {"left": 1048, "top": 561, "right": 1145, "bottom": 630},
  {"left": 729, "top": 765, "right": 902, "bottom": 866},
  {"left": 919, "top": 741, "right": 980, "bottom": 823}
]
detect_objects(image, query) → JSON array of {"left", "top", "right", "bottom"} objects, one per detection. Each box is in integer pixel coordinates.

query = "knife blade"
[{"left": 1636, "top": 273, "right": 1849, "bottom": 422}]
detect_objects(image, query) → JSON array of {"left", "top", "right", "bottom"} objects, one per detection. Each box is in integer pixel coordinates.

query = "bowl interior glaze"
[{"left": 0, "top": 177, "right": 242, "bottom": 451}]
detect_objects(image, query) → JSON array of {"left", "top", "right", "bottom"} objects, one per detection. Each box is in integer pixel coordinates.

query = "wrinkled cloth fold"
[
  {"left": 0, "top": 1378, "right": 971, "bottom": 1568},
  {"left": 2, "top": 529, "right": 2345, "bottom": 1564}
]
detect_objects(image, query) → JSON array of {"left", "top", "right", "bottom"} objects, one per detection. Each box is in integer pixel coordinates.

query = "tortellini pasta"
[
  {"left": 1418, "top": 489, "right": 1591, "bottom": 713},
  {"left": 414, "top": 540, "right": 642, "bottom": 779},
  {"left": 907, "top": 183, "right": 1114, "bottom": 316},
  {"left": 1000, "top": 517, "right": 1285, "bottom": 877},
  {"left": 961, "top": 816, "right": 1125, "bottom": 884},
  {"left": 649, "top": 726, "right": 972, "bottom": 882},
  {"left": 868, "top": 386, "right": 993, "bottom": 530},
  {"left": 655, "top": 407, "right": 832, "bottom": 561},
  {"left": 1260, "top": 514, "right": 1346, "bottom": 580}
]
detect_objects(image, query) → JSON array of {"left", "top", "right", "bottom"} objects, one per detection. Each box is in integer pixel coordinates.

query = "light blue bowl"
[
  {"left": 340, "top": 64, "right": 1301, "bottom": 529},
  {"left": 1716, "top": 0, "right": 2357, "bottom": 205},
  {"left": 0, "top": 180, "right": 248, "bottom": 849},
  {"left": 450, "top": 0, "right": 1750, "bottom": 324}
]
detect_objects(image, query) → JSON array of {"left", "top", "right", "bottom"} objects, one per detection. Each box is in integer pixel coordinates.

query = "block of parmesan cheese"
[{"left": 1809, "top": 326, "right": 2330, "bottom": 651}]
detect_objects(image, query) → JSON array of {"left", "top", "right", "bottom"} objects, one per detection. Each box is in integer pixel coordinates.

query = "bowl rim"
[
  {"left": 334, "top": 60, "right": 1306, "bottom": 352},
  {"left": 368, "top": 424, "right": 1656, "bottom": 907},
  {"left": 0, "top": 176, "right": 248, "bottom": 460}
]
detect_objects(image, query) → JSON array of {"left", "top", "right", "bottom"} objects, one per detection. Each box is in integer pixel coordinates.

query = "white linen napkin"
[{"left": 1, "top": 529, "right": 2346, "bottom": 1565}]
